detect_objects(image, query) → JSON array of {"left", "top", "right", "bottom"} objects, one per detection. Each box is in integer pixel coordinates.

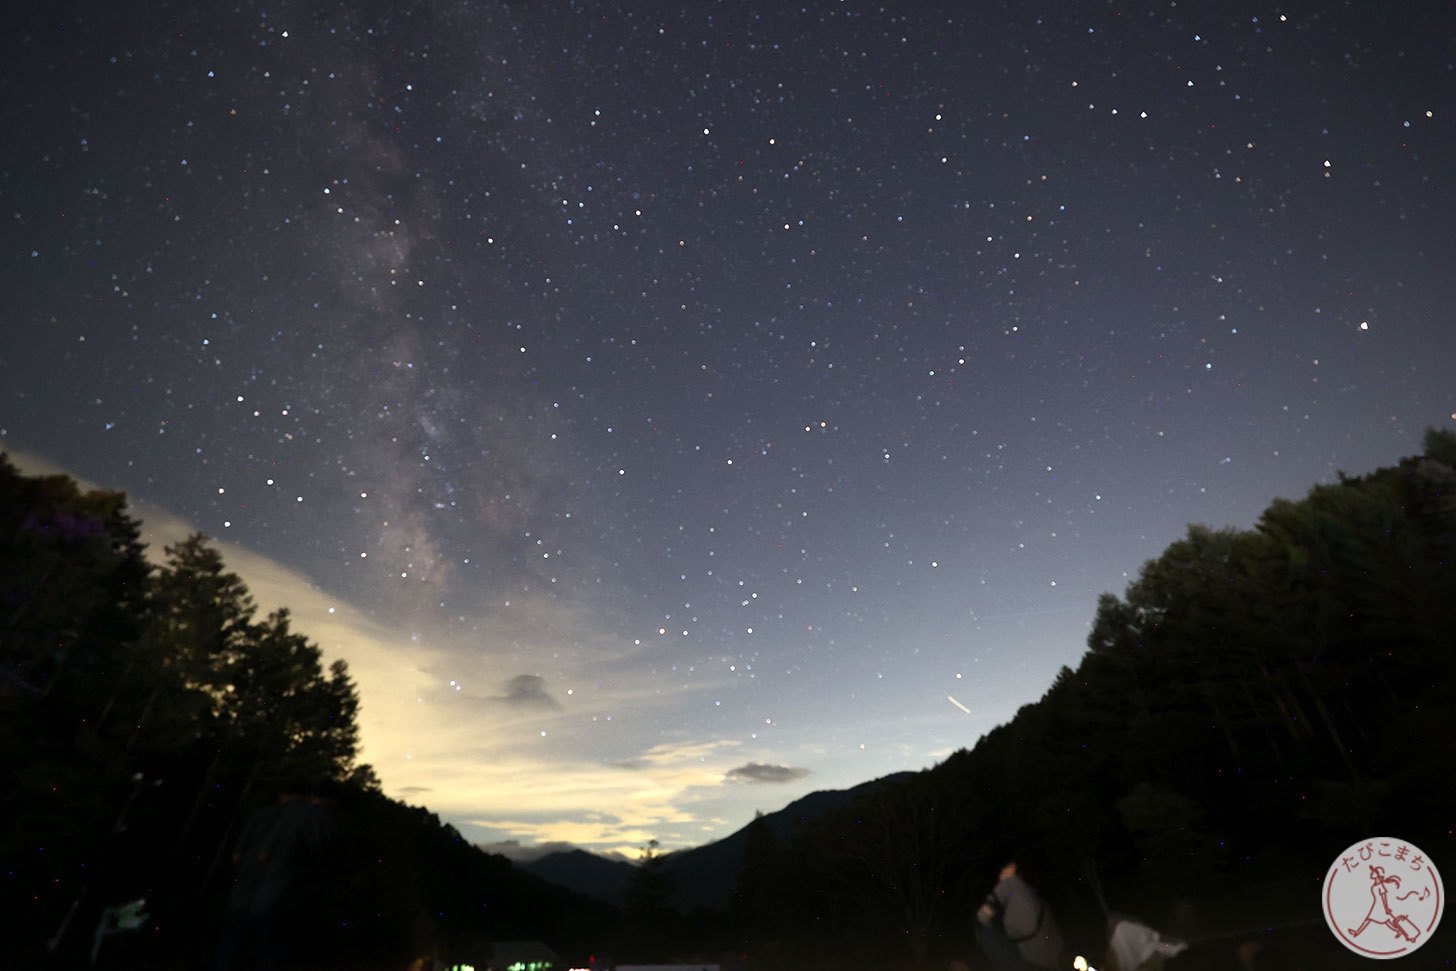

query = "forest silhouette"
[{"left": 3, "top": 430, "right": 1453, "bottom": 969}]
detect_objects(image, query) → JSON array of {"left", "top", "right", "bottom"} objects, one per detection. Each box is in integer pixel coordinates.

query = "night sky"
[{"left": 3, "top": 1, "right": 1452, "bottom": 857}]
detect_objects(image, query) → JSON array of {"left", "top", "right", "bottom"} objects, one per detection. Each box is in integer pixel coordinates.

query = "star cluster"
[{"left": 3, "top": 0, "right": 1452, "bottom": 852}]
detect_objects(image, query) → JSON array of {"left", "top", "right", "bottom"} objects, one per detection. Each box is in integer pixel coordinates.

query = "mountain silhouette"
[{"left": 516, "top": 771, "right": 913, "bottom": 910}]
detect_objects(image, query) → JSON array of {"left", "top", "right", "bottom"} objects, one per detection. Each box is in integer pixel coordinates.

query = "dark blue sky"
[{"left": 3, "top": 0, "right": 1452, "bottom": 853}]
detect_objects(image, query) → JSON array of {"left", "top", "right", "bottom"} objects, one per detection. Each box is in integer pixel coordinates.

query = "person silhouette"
[
  {"left": 975, "top": 860, "right": 1063, "bottom": 970},
  {"left": 215, "top": 786, "right": 344, "bottom": 970}
]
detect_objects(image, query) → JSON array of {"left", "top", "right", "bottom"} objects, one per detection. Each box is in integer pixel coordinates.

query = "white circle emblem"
[{"left": 1324, "top": 838, "right": 1443, "bottom": 959}]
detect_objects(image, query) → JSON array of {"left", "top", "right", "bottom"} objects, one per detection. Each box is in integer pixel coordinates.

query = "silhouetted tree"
[
  {"left": 0, "top": 456, "right": 152, "bottom": 965},
  {"left": 624, "top": 839, "right": 675, "bottom": 960},
  {"left": 2, "top": 457, "right": 617, "bottom": 968},
  {"left": 731, "top": 812, "right": 780, "bottom": 951},
  {"left": 753, "top": 428, "right": 1456, "bottom": 961}
]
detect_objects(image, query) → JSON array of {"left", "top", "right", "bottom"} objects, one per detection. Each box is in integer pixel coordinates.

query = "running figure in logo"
[{"left": 1348, "top": 865, "right": 1422, "bottom": 943}]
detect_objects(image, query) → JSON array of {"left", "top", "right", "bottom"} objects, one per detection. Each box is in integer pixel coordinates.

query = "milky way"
[{"left": 3, "top": 0, "right": 1452, "bottom": 854}]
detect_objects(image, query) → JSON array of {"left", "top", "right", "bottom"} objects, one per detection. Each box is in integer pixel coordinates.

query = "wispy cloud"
[
  {"left": 4, "top": 450, "right": 841, "bottom": 856},
  {"left": 725, "top": 762, "right": 812, "bottom": 784},
  {"left": 441, "top": 740, "right": 748, "bottom": 854}
]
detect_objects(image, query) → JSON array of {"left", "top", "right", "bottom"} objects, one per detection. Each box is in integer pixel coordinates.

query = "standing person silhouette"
[
  {"left": 215, "top": 786, "right": 344, "bottom": 970},
  {"left": 975, "top": 861, "right": 1064, "bottom": 970}
]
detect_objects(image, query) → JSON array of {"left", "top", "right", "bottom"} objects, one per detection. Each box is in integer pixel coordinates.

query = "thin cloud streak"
[{"left": 725, "top": 762, "right": 812, "bottom": 784}]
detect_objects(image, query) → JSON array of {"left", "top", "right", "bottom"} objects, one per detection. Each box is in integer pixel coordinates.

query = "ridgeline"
[{"left": 5, "top": 430, "right": 1454, "bottom": 968}]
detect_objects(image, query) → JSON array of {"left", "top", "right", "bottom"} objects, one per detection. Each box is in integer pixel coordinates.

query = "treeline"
[
  {"left": 0, "top": 456, "right": 612, "bottom": 968},
  {"left": 8, "top": 428, "right": 1456, "bottom": 968},
  {"left": 725, "top": 430, "right": 1456, "bottom": 969}
]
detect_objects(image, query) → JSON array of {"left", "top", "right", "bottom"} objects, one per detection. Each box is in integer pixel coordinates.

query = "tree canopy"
[
  {"left": 723, "top": 430, "right": 1456, "bottom": 969},
  {"left": 7, "top": 429, "right": 1454, "bottom": 968},
  {"left": 0, "top": 455, "right": 610, "bottom": 969}
]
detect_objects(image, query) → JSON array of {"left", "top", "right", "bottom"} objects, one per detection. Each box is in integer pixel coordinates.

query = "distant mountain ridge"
[
  {"left": 514, "top": 771, "right": 914, "bottom": 911},
  {"left": 517, "top": 847, "right": 637, "bottom": 908}
]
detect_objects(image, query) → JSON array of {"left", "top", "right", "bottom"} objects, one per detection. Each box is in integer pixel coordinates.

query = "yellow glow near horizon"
[{"left": 5, "top": 450, "right": 801, "bottom": 854}]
